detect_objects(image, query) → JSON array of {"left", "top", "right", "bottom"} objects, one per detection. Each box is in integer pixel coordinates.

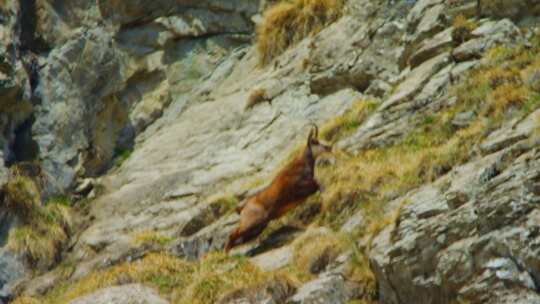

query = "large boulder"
[{"left": 33, "top": 27, "right": 129, "bottom": 192}]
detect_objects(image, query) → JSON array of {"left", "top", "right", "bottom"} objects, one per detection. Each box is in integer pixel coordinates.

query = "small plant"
[
  {"left": 320, "top": 99, "right": 378, "bottom": 142},
  {"left": 132, "top": 230, "right": 174, "bottom": 247},
  {"left": 113, "top": 148, "right": 133, "bottom": 167},
  {"left": 7, "top": 225, "right": 67, "bottom": 269},
  {"left": 3, "top": 172, "right": 73, "bottom": 269},
  {"left": 45, "top": 195, "right": 72, "bottom": 207},
  {"left": 4, "top": 175, "right": 41, "bottom": 220},
  {"left": 256, "top": 0, "right": 344, "bottom": 66},
  {"left": 487, "top": 83, "right": 529, "bottom": 116},
  {"left": 451, "top": 14, "right": 477, "bottom": 45},
  {"left": 245, "top": 88, "right": 269, "bottom": 110}
]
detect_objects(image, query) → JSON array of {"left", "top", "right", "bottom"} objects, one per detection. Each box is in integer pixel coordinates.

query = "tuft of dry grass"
[
  {"left": 256, "top": 0, "right": 344, "bottom": 66},
  {"left": 452, "top": 14, "right": 477, "bottom": 45},
  {"left": 320, "top": 99, "right": 378, "bottom": 143},
  {"left": 245, "top": 88, "right": 269, "bottom": 110},
  {"left": 291, "top": 228, "right": 347, "bottom": 276},
  {"left": 487, "top": 84, "right": 530, "bottom": 115},
  {"left": 11, "top": 297, "right": 42, "bottom": 304},
  {"left": 4, "top": 175, "right": 41, "bottom": 220},
  {"left": 31, "top": 252, "right": 277, "bottom": 304},
  {"left": 455, "top": 39, "right": 540, "bottom": 120},
  {"left": 344, "top": 246, "right": 377, "bottom": 302},
  {"left": 2, "top": 172, "right": 73, "bottom": 269},
  {"left": 131, "top": 230, "right": 174, "bottom": 247},
  {"left": 7, "top": 225, "right": 67, "bottom": 269}
]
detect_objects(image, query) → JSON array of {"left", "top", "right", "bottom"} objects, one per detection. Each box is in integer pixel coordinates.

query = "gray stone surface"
[
  {"left": 0, "top": 212, "right": 25, "bottom": 301},
  {"left": 370, "top": 109, "right": 540, "bottom": 304},
  {"left": 7, "top": 0, "right": 540, "bottom": 303},
  {"left": 288, "top": 272, "right": 357, "bottom": 304},
  {"left": 69, "top": 284, "right": 169, "bottom": 304}
]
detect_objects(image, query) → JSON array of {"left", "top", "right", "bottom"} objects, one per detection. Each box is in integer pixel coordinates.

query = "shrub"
[
  {"left": 452, "top": 14, "right": 477, "bottom": 45},
  {"left": 113, "top": 148, "right": 133, "bottom": 167},
  {"left": 4, "top": 175, "right": 41, "bottom": 220},
  {"left": 7, "top": 225, "right": 67, "bottom": 268},
  {"left": 3, "top": 173, "right": 72, "bottom": 269},
  {"left": 256, "top": 0, "right": 344, "bottom": 66}
]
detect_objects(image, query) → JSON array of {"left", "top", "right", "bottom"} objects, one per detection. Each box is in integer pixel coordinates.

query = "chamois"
[{"left": 225, "top": 124, "right": 331, "bottom": 252}]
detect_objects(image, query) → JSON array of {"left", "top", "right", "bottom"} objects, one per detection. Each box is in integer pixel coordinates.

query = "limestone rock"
[
  {"left": 409, "top": 27, "right": 453, "bottom": 68},
  {"left": 452, "top": 19, "right": 522, "bottom": 61},
  {"left": 34, "top": 27, "right": 128, "bottom": 193},
  {"left": 370, "top": 111, "right": 540, "bottom": 304},
  {"left": 0, "top": 212, "right": 26, "bottom": 301},
  {"left": 218, "top": 276, "right": 295, "bottom": 304},
  {"left": 479, "top": 0, "right": 540, "bottom": 20},
  {"left": 68, "top": 284, "right": 169, "bottom": 304},
  {"left": 250, "top": 246, "right": 293, "bottom": 272},
  {"left": 288, "top": 272, "right": 359, "bottom": 304}
]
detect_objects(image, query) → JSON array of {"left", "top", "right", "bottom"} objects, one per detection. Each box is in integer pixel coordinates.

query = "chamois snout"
[{"left": 310, "top": 137, "right": 332, "bottom": 158}]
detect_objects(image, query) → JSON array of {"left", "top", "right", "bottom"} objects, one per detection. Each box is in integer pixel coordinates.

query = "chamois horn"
[{"left": 307, "top": 123, "right": 319, "bottom": 141}]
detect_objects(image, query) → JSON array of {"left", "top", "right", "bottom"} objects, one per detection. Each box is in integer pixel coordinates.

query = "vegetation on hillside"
[
  {"left": 14, "top": 253, "right": 292, "bottom": 304},
  {"left": 11, "top": 18, "right": 540, "bottom": 304},
  {"left": 2, "top": 167, "right": 73, "bottom": 269},
  {"left": 256, "top": 0, "right": 344, "bottom": 65}
]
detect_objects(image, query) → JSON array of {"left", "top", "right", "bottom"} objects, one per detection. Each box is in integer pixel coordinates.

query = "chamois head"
[{"left": 307, "top": 124, "right": 332, "bottom": 158}]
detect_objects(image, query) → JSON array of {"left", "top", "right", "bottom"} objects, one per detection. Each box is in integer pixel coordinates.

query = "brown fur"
[{"left": 225, "top": 125, "right": 331, "bottom": 252}]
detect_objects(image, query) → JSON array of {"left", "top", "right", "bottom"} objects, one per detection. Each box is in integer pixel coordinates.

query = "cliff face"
[{"left": 1, "top": 0, "right": 540, "bottom": 303}]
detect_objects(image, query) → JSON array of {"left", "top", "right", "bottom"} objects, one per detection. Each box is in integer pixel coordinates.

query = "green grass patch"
[
  {"left": 113, "top": 148, "right": 133, "bottom": 167},
  {"left": 2, "top": 172, "right": 72, "bottom": 269},
  {"left": 18, "top": 252, "right": 282, "bottom": 304}
]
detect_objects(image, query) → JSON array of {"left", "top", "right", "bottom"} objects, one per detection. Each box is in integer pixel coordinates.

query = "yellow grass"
[
  {"left": 2, "top": 173, "right": 73, "bottom": 268},
  {"left": 452, "top": 14, "right": 477, "bottom": 45},
  {"left": 320, "top": 99, "right": 378, "bottom": 143},
  {"left": 26, "top": 252, "right": 275, "bottom": 304},
  {"left": 11, "top": 297, "right": 41, "bottom": 304},
  {"left": 4, "top": 175, "right": 41, "bottom": 219},
  {"left": 257, "top": 0, "right": 344, "bottom": 65},
  {"left": 131, "top": 230, "right": 174, "bottom": 247},
  {"left": 291, "top": 228, "right": 347, "bottom": 276},
  {"left": 488, "top": 84, "right": 530, "bottom": 115}
]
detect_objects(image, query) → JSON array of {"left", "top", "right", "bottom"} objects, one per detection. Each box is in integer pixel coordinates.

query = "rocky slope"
[{"left": 1, "top": 0, "right": 540, "bottom": 303}]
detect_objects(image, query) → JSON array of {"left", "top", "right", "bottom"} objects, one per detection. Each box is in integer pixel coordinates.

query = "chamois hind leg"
[{"left": 225, "top": 203, "right": 269, "bottom": 252}]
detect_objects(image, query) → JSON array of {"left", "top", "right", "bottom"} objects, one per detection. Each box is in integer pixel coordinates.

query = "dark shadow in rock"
[
  {"left": 10, "top": 116, "right": 39, "bottom": 164},
  {"left": 245, "top": 225, "right": 304, "bottom": 257}
]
